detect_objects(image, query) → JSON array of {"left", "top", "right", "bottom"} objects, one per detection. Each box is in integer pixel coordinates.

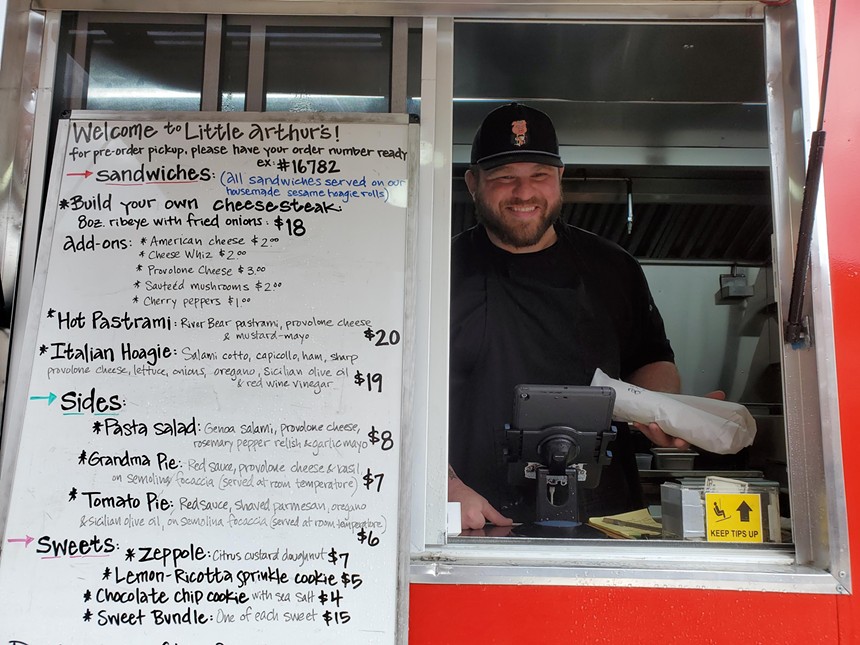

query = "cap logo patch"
[{"left": 511, "top": 120, "right": 528, "bottom": 147}]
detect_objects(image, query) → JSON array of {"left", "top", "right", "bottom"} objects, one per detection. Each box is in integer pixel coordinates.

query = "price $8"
[{"left": 368, "top": 426, "right": 394, "bottom": 451}]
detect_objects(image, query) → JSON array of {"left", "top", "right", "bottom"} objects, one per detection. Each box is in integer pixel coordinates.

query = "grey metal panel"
[
  {"left": 201, "top": 14, "right": 223, "bottom": 111},
  {"left": 0, "top": 8, "right": 47, "bottom": 529},
  {"left": 228, "top": 14, "right": 392, "bottom": 28},
  {"left": 411, "top": 16, "right": 454, "bottom": 550},
  {"left": 453, "top": 22, "right": 766, "bottom": 104},
  {"left": 31, "top": 1, "right": 765, "bottom": 21},
  {"left": 453, "top": 102, "right": 769, "bottom": 151},
  {"left": 390, "top": 16, "right": 408, "bottom": 112},
  {"left": 63, "top": 107, "right": 409, "bottom": 122},
  {"left": 246, "top": 20, "right": 265, "bottom": 111},
  {"left": 69, "top": 12, "right": 88, "bottom": 110},
  {"left": 0, "top": 11, "right": 61, "bottom": 533},
  {"left": 395, "top": 118, "right": 421, "bottom": 644},
  {"left": 451, "top": 21, "right": 769, "bottom": 161},
  {"left": 0, "top": 5, "right": 42, "bottom": 324},
  {"left": 453, "top": 143, "right": 771, "bottom": 168},
  {"left": 411, "top": 559, "right": 842, "bottom": 594}
]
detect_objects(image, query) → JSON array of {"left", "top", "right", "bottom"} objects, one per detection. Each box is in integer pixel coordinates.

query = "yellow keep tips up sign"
[{"left": 705, "top": 493, "right": 764, "bottom": 543}]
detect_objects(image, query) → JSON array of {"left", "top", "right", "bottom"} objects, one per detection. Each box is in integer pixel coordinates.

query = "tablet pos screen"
[{"left": 512, "top": 384, "right": 615, "bottom": 433}]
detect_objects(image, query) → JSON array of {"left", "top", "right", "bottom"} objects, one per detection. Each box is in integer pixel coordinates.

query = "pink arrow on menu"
[
  {"left": 66, "top": 170, "right": 92, "bottom": 178},
  {"left": 7, "top": 536, "right": 35, "bottom": 547}
]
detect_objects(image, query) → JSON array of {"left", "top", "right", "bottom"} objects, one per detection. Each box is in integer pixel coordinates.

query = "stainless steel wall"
[{"left": 0, "top": 5, "right": 42, "bottom": 326}]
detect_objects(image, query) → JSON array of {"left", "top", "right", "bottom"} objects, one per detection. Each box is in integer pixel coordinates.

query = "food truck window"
[
  {"left": 429, "top": 14, "right": 847, "bottom": 589},
  {"left": 449, "top": 19, "right": 780, "bottom": 534},
  {"left": 216, "top": 20, "right": 421, "bottom": 114},
  {"left": 58, "top": 13, "right": 208, "bottom": 112},
  {"left": 261, "top": 23, "right": 392, "bottom": 113},
  {"left": 52, "top": 14, "right": 413, "bottom": 117}
]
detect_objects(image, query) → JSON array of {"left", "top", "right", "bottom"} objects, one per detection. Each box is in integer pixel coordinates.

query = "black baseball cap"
[{"left": 470, "top": 102, "right": 564, "bottom": 170}]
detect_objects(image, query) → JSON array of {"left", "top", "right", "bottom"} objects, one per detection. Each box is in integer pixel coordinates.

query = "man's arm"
[
  {"left": 626, "top": 361, "right": 687, "bottom": 448},
  {"left": 627, "top": 360, "right": 681, "bottom": 394},
  {"left": 448, "top": 465, "right": 513, "bottom": 530}
]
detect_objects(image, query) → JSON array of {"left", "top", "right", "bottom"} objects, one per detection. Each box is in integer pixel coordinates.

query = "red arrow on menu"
[
  {"left": 66, "top": 170, "right": 92, "bottom": 178},
  {"left": 7, "top": 536, "right": 34, "bottom": 547}
]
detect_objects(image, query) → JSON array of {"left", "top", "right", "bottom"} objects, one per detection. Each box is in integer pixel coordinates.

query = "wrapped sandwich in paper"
[{"left": 590, "top": 368, "right": 756, "bottom": 454}]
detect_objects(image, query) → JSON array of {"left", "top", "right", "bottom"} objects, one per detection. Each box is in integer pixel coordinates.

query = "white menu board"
[{"left": 0, "top": 112, "right": 414, "bottom": 644}]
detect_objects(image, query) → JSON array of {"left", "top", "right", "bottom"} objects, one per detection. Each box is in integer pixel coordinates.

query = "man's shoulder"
[
  {"left": 451, "top": 223, "right": 638, "bottom": 270},
  {"left": 452, "top": 225, "right": 483, "bottom": 249},
  {"left": 451, "top": 226, "right": 488, "bottom": 267},
  {"left": 558, "top": 223, "right": 635, "bottom": 265}
]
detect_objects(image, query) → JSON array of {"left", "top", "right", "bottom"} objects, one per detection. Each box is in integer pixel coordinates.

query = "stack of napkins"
[{"left": 588, "top": 508, "right": 662, "bottom": 539}]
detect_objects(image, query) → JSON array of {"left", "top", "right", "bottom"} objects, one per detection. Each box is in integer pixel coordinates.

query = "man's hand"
[
  {"left": 633, "top": 421, "right": 692, "bottom": 449},
  {"left": 633, "top": 390, "right": 727, "bottom": 449},
  {"left": 448, "top": 466, "right": 512, "bottom": 530}
]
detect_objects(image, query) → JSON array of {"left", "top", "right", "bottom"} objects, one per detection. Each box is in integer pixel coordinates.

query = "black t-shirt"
[{"left": 449, "top": 223, "right": 675, "bottom": 522}]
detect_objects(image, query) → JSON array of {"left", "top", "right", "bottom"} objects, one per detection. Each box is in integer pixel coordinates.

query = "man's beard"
[{"left": 474, "top": 192, "right": 563, "bottom": 250}]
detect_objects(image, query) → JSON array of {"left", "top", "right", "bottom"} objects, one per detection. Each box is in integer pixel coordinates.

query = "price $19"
[{"left": 354, "top": 371, "right": 383, "bottom": 392}]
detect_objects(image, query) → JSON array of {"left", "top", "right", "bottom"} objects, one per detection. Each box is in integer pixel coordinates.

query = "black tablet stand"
[{"left": 506, "top": 424, "right": 617, "bottom": 523}]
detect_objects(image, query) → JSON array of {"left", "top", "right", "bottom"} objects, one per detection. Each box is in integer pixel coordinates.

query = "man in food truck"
[{"left": 447, "top": 103, "right": 693, "bottom": 531}]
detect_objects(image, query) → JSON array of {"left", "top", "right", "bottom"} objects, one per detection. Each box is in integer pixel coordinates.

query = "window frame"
[{"left": 408, "top": 5, "right": 850, "bottom": 595}]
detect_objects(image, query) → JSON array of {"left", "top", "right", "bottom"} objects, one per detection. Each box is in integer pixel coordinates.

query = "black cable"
[
  {"left": 784, "top": 0, "right": 838, "bottom": 347},
  {"left": 816, "top": 0, "right": 838, "bottom": 131}
]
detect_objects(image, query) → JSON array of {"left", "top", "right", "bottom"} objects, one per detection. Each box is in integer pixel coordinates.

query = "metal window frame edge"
[
  {"left": 792, "top": 0, "right": 850, "bottom": 592},
  {"left": 0, "top": 8, "right": 58, "bottom": 538},
  {"left": 30, "top": 1, "right": 765, "bottom": 22}
]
